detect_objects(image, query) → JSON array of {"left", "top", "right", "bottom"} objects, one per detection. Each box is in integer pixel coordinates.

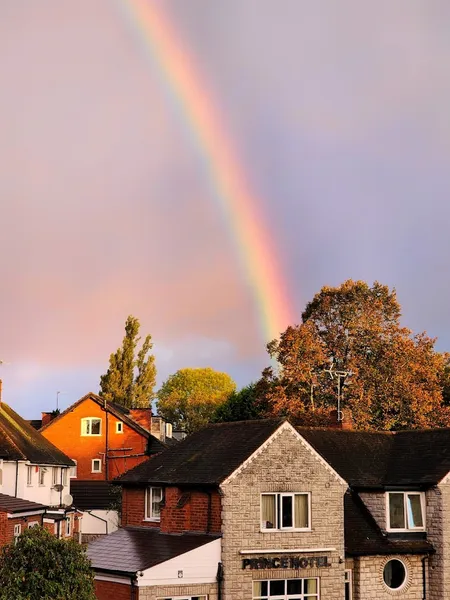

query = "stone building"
[{"left": 87, "top": 419, "right": 450, "bottom": 600}]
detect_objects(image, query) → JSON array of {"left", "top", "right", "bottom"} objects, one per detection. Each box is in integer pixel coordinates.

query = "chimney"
[
  {"left": 41, "top": 412, "right": 56, "bottom": 428},
  {"left": 129, "top": 408, "right": 152, "bottom": 432},
  {"left": 329, "top": 409, "right": 353, "bottom": 430}
]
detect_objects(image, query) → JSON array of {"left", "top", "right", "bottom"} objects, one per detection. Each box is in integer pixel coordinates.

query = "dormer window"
[
  {"left": 387, "top": 492, "right": 425, "bottom": 531},
  {"left": 81, "top": 418, "right": 101, "bottom": 436}
]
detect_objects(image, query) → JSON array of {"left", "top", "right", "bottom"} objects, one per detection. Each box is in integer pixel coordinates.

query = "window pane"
[
  {"left": 287, "top": 579, "right": 302, "bottom": 594},
  {"left": 152, "top": 488, "right": 162, "bottom": 518},
  {"left": 294, "top": 494, "right": 308, "bottom": 528},
  {"left": 304, "top": 578, "right": 318, "bottom": 593},
  {"left": 281, "top": 496, "right": 293, "bottom": 528},
  {"left": 261, "top": 495, "right": 276, "bottom": 529},
  {"left": 383, "top": 559, "right": 406, "bottom": 589},
  {"left": 389, "top": 493, "right": 405, "bottom": 528},
  {"left": 270, "top": 580, "right": 285, "bottom": 595},
  {"left": 91, "top": 419, "right": 101, "bottom": 434},
  {"left": 253, "top": 581, "right": 268, "bottom": 596},
  {"left": 407, "top": 494, "right": 423, "bottom": 528}
]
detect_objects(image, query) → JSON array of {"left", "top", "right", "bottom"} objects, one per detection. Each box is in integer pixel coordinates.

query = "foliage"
[
  {"left": 99, "top": 315, "right": 156, "bottom": 408},
  {"left": 0, "top": 526, "right": 95, "bottom": 600},
  {"left": 260, "top": 280, "right": 450, "bottom": 430},
  {"left": 157, "top": 367, "right": 236, "bottom": 433},
  {"left": 213, "top": 383, "right": 264, "bottom": 422}
]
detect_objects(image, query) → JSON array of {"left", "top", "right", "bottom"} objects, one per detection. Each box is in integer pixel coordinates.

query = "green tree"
[
  {"left": 213, "top": 383, "right": 264, "bottom": 422},
  {"left": 0, "top": 526, "right": 95, "bottom": 600},
  {"left": 260, "top": 280, "right": 450, "bottom": 430},
  {"left": 157, "top": 367, "right": 236, "bottom": 433},
  {"left": 99, "top": 315, "right": 156, "bottom": 408}
]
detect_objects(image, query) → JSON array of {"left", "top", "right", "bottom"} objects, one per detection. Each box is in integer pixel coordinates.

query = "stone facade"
[
  {"left": 359, "top": 491, "right": 386, "bottom": 530},
  {"left": 220, "top": 424, "right": 347, "bottom": 599},
  {"left": 352, "top": 555, "right": 424, "bottom": 600},
  {"left": 138, "top": 582, "right": 217, "bottom": 599}
]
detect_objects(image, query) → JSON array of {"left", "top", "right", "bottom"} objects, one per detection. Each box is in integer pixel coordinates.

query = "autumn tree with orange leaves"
[{"left": 259, "top": 280, "right": 450, "bottom": 430}]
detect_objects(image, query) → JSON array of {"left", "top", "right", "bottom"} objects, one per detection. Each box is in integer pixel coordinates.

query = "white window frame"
[
  {"left": 69, "top": 459, "right": 77, "bottom": 479},
  {"left": 61, "top": 468, "right": 68, "bottom": 486},
  {"left": 38, "top": 467, "right": 46, "bottom": 486},
  {"left": 14, "top": 524, "right": 21, "bottom": 537},
  {"left": 81, "top": 417, "right": 102, "bottom": 436},
  {"left": 28, "top": 521, "right": 39, "bottom": 528},
  {"left": 116, "top": 421, "right": 123, "bottom": 433},
  {"left": 260, "top": 492, "right": 311, "bottom": 532},
  {"left": 345, "top": 569, "right": 353, "bottom": 600},
  {"left": 145, "top": 486, "right": 163, "bottom": 521},
  {"left": 253, "top": 578, "right": 320, "bottom": 599},
  {"left": 386, "top": 491, "right": 426, "bottom": 532},
  {"left": 27, "top": 466, "right": 33, "bottom": 486},
  {"left": 91, "top": 459, "right": 102, "bottom": 473},
  {"left": 52, "top": 467, "right": 59, "bottom": 487},
  {"left": 65, "top": 517, "right": 71, "bottom": 537}
]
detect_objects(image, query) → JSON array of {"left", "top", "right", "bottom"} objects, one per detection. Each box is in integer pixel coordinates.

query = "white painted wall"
[
  {"left": 0, "top": 461, "right": 71, "bottom": 506},
  {"left": 138, "top": 538, "right": 221, "bottom": 587},
  {"left": 80, "top": 510, "right": 119, "bottom": 535}
]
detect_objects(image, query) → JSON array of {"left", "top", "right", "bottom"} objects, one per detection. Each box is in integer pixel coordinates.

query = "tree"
[
  {"left": 0, "top": 526, "right": 95, "bottom": 600},
  {"left": 260, "top": 280, "right": 450, "bottom": 430},
  {"left": 213, "top": 383, "right": 264, "bottom": 422},
  {"left": 157, "top": 367, "right": 236, "bottom": 433},
  {"left": 99, "top": 315, "right": 156, "bottom": 408}
]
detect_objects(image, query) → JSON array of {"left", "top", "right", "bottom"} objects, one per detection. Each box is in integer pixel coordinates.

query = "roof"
[
  {"left": 117, "top": 419, "right": 284, "bottom": 486},
  {"left": 0, "top": 403, "right": 74, "bottom": 466},
  {"left": 87, "top": 527, "right": 220, "bottom": 576},
  {"left": 71, "top": 480, "right": 117, "bottom": 510},
  {"left": 344, "top": 491, "right": 434, "bottom": 556},
  {"left": 298, "top": 427, "right": 450, "bottom": 487},
  {"left": 0, "top": 493, "right": 47, "bottom": 514},
  {"left": 39, "top": 393, "right": 167, "bottom": 455}
]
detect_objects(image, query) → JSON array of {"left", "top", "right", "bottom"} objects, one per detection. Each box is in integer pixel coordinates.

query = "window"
[
  {"left": 387, "top": 492, "right": 425, "bottom": 530},
  {"left": 52, "top": 467, "right": 59, "bottom": 486},
  {"left": 28, "top": 521, "right": 39, "bottom": 528},
  {"left": 261, "top": 493, "right": 310, "bottom": 530},
  {"left": 65, "top": 517, "right": 71, "bottom": 537},
  {"left": 70, "top": 460, "right": 77, "bottom": 479},
  {"left": 81, "top": 418, "right": 101, "bottom": 436},
  {"left": 116, "top": 421, "right": 123, "bottom": 433},
  {"left": 145, "top": 486, "right": 163, "bottom": 521},
  {"left": 91, "top": 459, "right": 102, "bottom": 473},
  {"left": 39, "top": 467, "right": 46, "bottom": 486},
  {"left": 27, "top": 466, "right": 33, "bottom": 486},
  {"left": 62, "top": 468, "right": 68, "bottom": 486},
  {"left": 383, "top": 559, "right": 407, "bottom": 590},
  {"left": 345, "top": 570, "right": 352, "bottom": 600},
  {"left": 253, "top": 578, "right": 319, "bottom": 599},
  {"left": 14, "top": 524, "right": 21, "bottom": 537}
]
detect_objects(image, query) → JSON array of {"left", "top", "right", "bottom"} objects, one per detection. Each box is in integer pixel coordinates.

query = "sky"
[{"left": 1, "top": 0, "right": 450, "bottom": 418}]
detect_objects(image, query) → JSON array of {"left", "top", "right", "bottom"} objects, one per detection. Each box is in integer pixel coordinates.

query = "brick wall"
[
  {"left": 0, "top": 512, "right": 32, "bottom": 546},
  {"left": 220, "top": 424, "right": 347, "bottom": 600},
  {"left": 41, "top": 397, "right": 149, "bottom": 480},
  {"left": 95, "top": 579, "right": 133, "bottom": 600},
  {"left": 353, "top": 555, "right": 424, "bottom": 600}
]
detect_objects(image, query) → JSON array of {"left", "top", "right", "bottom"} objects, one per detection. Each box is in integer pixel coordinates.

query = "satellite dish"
[
  {"left": 62, "top": 494, "right": 73, "bottom": 507},
  {"left": 53, "top": 484, "right": 64, "bottom": 492}
]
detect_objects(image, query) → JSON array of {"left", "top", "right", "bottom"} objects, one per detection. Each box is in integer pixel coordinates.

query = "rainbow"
[{"left": 117, "top": 0, "right": 295, "bottom": 342}]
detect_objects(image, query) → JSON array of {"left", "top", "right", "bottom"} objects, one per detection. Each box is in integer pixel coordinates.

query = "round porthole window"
[{"left": 383, "top": 559, "right": 407, "bottom": 590}]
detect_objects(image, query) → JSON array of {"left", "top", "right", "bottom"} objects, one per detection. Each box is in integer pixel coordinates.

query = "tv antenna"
[
  {"left": 323, "top": 362, "right": 352, "bottom": 422},
  {"left": 56, "top": 391, "right": 67, "bottom": 411}
]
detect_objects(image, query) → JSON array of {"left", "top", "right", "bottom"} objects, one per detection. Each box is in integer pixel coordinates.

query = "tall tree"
[
  {"left": 157, "top": 367, "right": 236, "bottom": 433},
  {"left": 260, "top": 280, "right": 450, "bottom": 430},
  {"left": 0, "top": 526, "right": 95, "bottom": 600},
  {"left": 213, "top": 383, "right": 264, "bottom": 423},
  {"left": 99, "top": 315, "right": 156, "bottom": 408}
]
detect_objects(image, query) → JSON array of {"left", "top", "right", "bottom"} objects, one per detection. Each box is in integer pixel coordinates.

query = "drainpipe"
[
  {"left": 216, "top": 562, "right": 223, "bottom": 600},
  {"left": 422, "top": 556, "right": 428, "bottom": 600},
  {"left": 14, "top": 461, "right": 19, "bottom": 497},
  {"left": 103, "top": 399, "right": 109, "bottom": 481},
  {"left": 130, "top": 575, "right": 137, "bottom": 600}
]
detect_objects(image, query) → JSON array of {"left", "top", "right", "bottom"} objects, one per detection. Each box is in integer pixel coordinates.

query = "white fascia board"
[
  {"left": 7, "top": 510, "right": 45, "bottom": 519},
  {"left": 222, "top": 421, "right": 347, "bottom": 487},
  {"left": 137, "top": 538, "right": 221, "bottom": 587}
]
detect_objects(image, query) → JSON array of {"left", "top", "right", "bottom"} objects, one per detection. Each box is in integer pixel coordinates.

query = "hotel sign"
[{"left": 242, "top": 556, "right": 331, "bottom": 570}]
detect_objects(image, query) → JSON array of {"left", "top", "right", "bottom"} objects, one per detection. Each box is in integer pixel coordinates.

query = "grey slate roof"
[
  {"left": 87, "top": 527, "right": 220, "bottom": 576},
  {"left": 0, "top": 403, "right": 74, "bottom": 466},
  {"left": 71, "top": 480, "right": 116, "bottom": 511},
  {"left": 0, "top": 493, "right": 47, "bottom": 514},
  {"left": 40, "top": 393, "right": 167, "bottom": 455},
  {"left": 344, "top": 491, "right": 434, "bottom": 556},
  {"left": 117, "top": 419, "right": 284, "bottom": 486}
]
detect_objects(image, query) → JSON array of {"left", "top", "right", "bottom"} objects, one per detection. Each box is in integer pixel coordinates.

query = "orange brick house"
[{"left": 40, "top": 393, "right": 167, "bottom": 482}]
